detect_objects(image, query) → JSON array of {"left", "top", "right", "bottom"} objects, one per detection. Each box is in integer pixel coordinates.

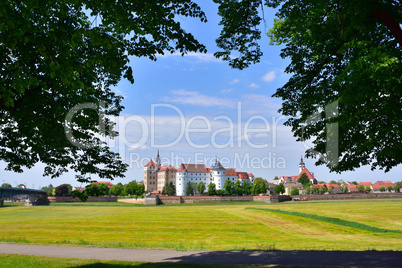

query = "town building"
[
  {"left": 278, "top": 157, "right": 316, "bottom": 184},
  {"left": 371, "top": 181, "right": 395, "bottom": 192}
]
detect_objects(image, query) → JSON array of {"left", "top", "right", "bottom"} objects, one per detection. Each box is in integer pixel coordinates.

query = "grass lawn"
[
  {"left": 0, "top": 254, "right": 233, "bottom": 268},
  {"left": 0, "top": 199, "right": 401, "bottom": 251}
]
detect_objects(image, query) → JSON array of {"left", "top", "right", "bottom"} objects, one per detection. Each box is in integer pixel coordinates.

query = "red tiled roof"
[
  {"left": 299, "top": 167, "right": 315, "bottom": 179},
  {"left": 159, "top": 165, "right": 177, "bottom": 171},
  {"left": 176, "top": 163, "right": 208, "bottom": 173},
  {"left": 371, "top": 183, "right": 394, "bottom": 190},
  {"left": 177, "top": 163, "right": 186, "bottom": 172},
  {"left": 347, "top": 185, "right": 358, "bottom": 192},
  {"left": 373, "top": 181, "right": 391, "bottom": 185},
  {"left": 92, "top": 181, "right": 113, "bottom": 188},
  {"left": 237, "top": 172, "right": 249, "bottom": 179},
  {"left": 225, "top": 168, "right": 237, "bottom": 176},
  {"left": 145, "top": 159, "right": 157, "bottom": 167},
  {"left": 358, "top": 182, "right": 372, "bottom": 186},
  {"left": 138, "top": 181, "right": 144, "bottom": 184},
  {"left": 248, "top": 173, "right": 254, "bottom": 177},
  {"left": 278, "top": 167, "right": 315, "bottom": 184},
  {"left": 326, "top": 183, "right": 341, "bottom": 188},
  {"left": 312, "top": 183, "right": 325, "bottom": 189}
]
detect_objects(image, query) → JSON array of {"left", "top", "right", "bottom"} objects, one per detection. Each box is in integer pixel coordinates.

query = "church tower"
[{"left": 299, "top": 156, "right": 305, "bottom": 174}]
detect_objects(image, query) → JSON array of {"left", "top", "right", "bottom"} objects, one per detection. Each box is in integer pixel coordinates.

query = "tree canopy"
[
  {"left": 297, "top": 173, "right": 310, "bottom": 186},
  {"left": 207, "top": 183, "right": 216, "bottom": 196},
  {"left": 196, "top": 181, "right": 206, "bottom": 194},
  {"left": 274, "top": 183, "right": 285, "bottom": 195},
  {"left": 163, "top": 181, "right": 176, "bottom": 196},
  {"left": 267, "top": 0, "right": 402, "bottom": 172},
  {"left": 0, "top": 0, "right": 208, "bottom": 182},
  {"left": 1, "top": 0, "right": 400, "bottom": 182},
  {"left": 252, "top": 177, "right": 267, "bottom": 195}
]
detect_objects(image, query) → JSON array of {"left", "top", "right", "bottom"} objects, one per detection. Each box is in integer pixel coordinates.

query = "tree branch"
[{"left": 375, "top": 9, "right": 402, "bottom": 47}]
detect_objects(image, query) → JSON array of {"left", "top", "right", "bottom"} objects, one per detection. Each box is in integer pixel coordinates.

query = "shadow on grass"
[
  {"left": 70, "top": 263, "right": 232, "bottom": 268},
  {"left": 247, "top": 207, "right": 402, "bottom": 234},
  {"left": 69, "top": 250, "right": 402, "bottom": 268}
]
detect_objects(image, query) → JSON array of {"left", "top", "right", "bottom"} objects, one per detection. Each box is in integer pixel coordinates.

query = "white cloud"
[
  {"left": 240, "top": 94, "right": 282, "bottom": 116},
  {"left": 221, "top": 88, "right": 233, "bottom": 94},
  {"left": 162, "top": 90, "right": 235, "bottom": 108},
  {"left": 157, "top": 51, "right": 221, "bottom": 63},
  {"left": 262, "top": 71, "right": 276, "bottom": 82},
  {"left": 230, "top": 79, "right": 240, "bottom": 84},
  {"left": 248, "top": 83, "right": 260, "bottom": 89},
  {"left": 129, "top": 144, "right": 149, "bottom": 151}
]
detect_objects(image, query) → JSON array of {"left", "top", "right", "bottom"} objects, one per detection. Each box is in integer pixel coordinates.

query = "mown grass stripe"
[{"left": 246, "top": 207, "right": 402, "bottom": 234}]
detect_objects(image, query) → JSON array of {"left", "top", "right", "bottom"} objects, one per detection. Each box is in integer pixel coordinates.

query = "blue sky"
[{"left": 1, "top": 2, "right": 401, "bottom": 188}]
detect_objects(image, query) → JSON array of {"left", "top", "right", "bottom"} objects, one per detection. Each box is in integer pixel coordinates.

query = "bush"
[
  {"left": 379, "top": 186, "right": 386, "bottom": 192},
  {"left": 319, "top": 185, "right": 328, "bottom": 194},
  {"left": 216, "top": 189, "right": 225, "bottom": 195},
  {"left": 357, "top": 185, "right": 365, "bottom": 193},
  {"left": 394, "top": 182, "right": 401, "bottom": 193},
  {"left": 305, "top": 187, "right": 312, "bottom": 195},
  {"left": 341, "top": 185, "right": 348, "bottom": 193},
  {"left": 291, "top": 187, "right": 299, "bottom": 195}
]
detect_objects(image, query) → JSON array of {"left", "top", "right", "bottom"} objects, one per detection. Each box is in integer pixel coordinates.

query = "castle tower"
[
  {"left": 299, "top": 156, "right": 305, "bottom": 174},
  {"left": 144, "top": 159, "right": 158, "bottom": 192},
  {"left": 156, "top": 149, "right": 161, "bottom": 168},
  {"left": 211, "top": 158, "right": 225, "bottom": 190}
]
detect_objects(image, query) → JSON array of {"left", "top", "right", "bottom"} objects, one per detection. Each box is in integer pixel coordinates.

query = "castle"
[{"left": 143, "top": 151, "right": 255, "bottom": 196}]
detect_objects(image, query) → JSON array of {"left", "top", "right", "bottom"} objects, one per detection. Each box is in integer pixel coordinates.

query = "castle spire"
[{"left": 156, "top": 149, "right": 161, "bottom": 168}]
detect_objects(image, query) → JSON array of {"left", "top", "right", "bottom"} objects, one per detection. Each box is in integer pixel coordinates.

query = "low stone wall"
[
  {"left": 183, "top": 196, "right": 253, "bottom": 203},
  {"left": 252, "top": 195, "right": 292, "bottom": 203},
  {"left": 157, "top": 196, "right": 182, "bottom": 204},
  {"left": 144, "top": 197, "right": 158, "bottom": 205},
  {"left": 118, "top": 198, "right": 145, "bottom": 204},
  {"left": 291, "top": 193, "right": 402, "bottom": 201},
  {"left": 48, "top": 196, "right": 117, "bottom": 203}
]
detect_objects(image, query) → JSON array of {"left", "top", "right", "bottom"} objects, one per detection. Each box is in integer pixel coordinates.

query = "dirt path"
[{"left": 0, "top": 243, "right": 400, "bottom": 267}]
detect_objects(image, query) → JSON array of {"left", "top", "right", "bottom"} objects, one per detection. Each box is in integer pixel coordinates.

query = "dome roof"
[{"left": 211, "top": 159, "right": 225, "bottom": 171}]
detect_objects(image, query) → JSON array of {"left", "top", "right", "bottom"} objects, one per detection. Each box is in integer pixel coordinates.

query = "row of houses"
[{"left": 344, "top": 181, "right": 396, "bottom": 192}]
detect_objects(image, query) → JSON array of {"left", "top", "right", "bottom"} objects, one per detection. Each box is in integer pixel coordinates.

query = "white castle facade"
[{"left": 144, "top": 151, "right": 255, "bottom": 196}]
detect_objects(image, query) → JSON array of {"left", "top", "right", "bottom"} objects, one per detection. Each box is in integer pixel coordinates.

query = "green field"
[
  {"left": 0, "top": 254, "right": 322, "bottom": 268},
  {"left": 0, "top": 199, "right": 401, "bottom": 251},
  {"left": 0, "top": 254, "right": 232, "bottom": 268}
]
